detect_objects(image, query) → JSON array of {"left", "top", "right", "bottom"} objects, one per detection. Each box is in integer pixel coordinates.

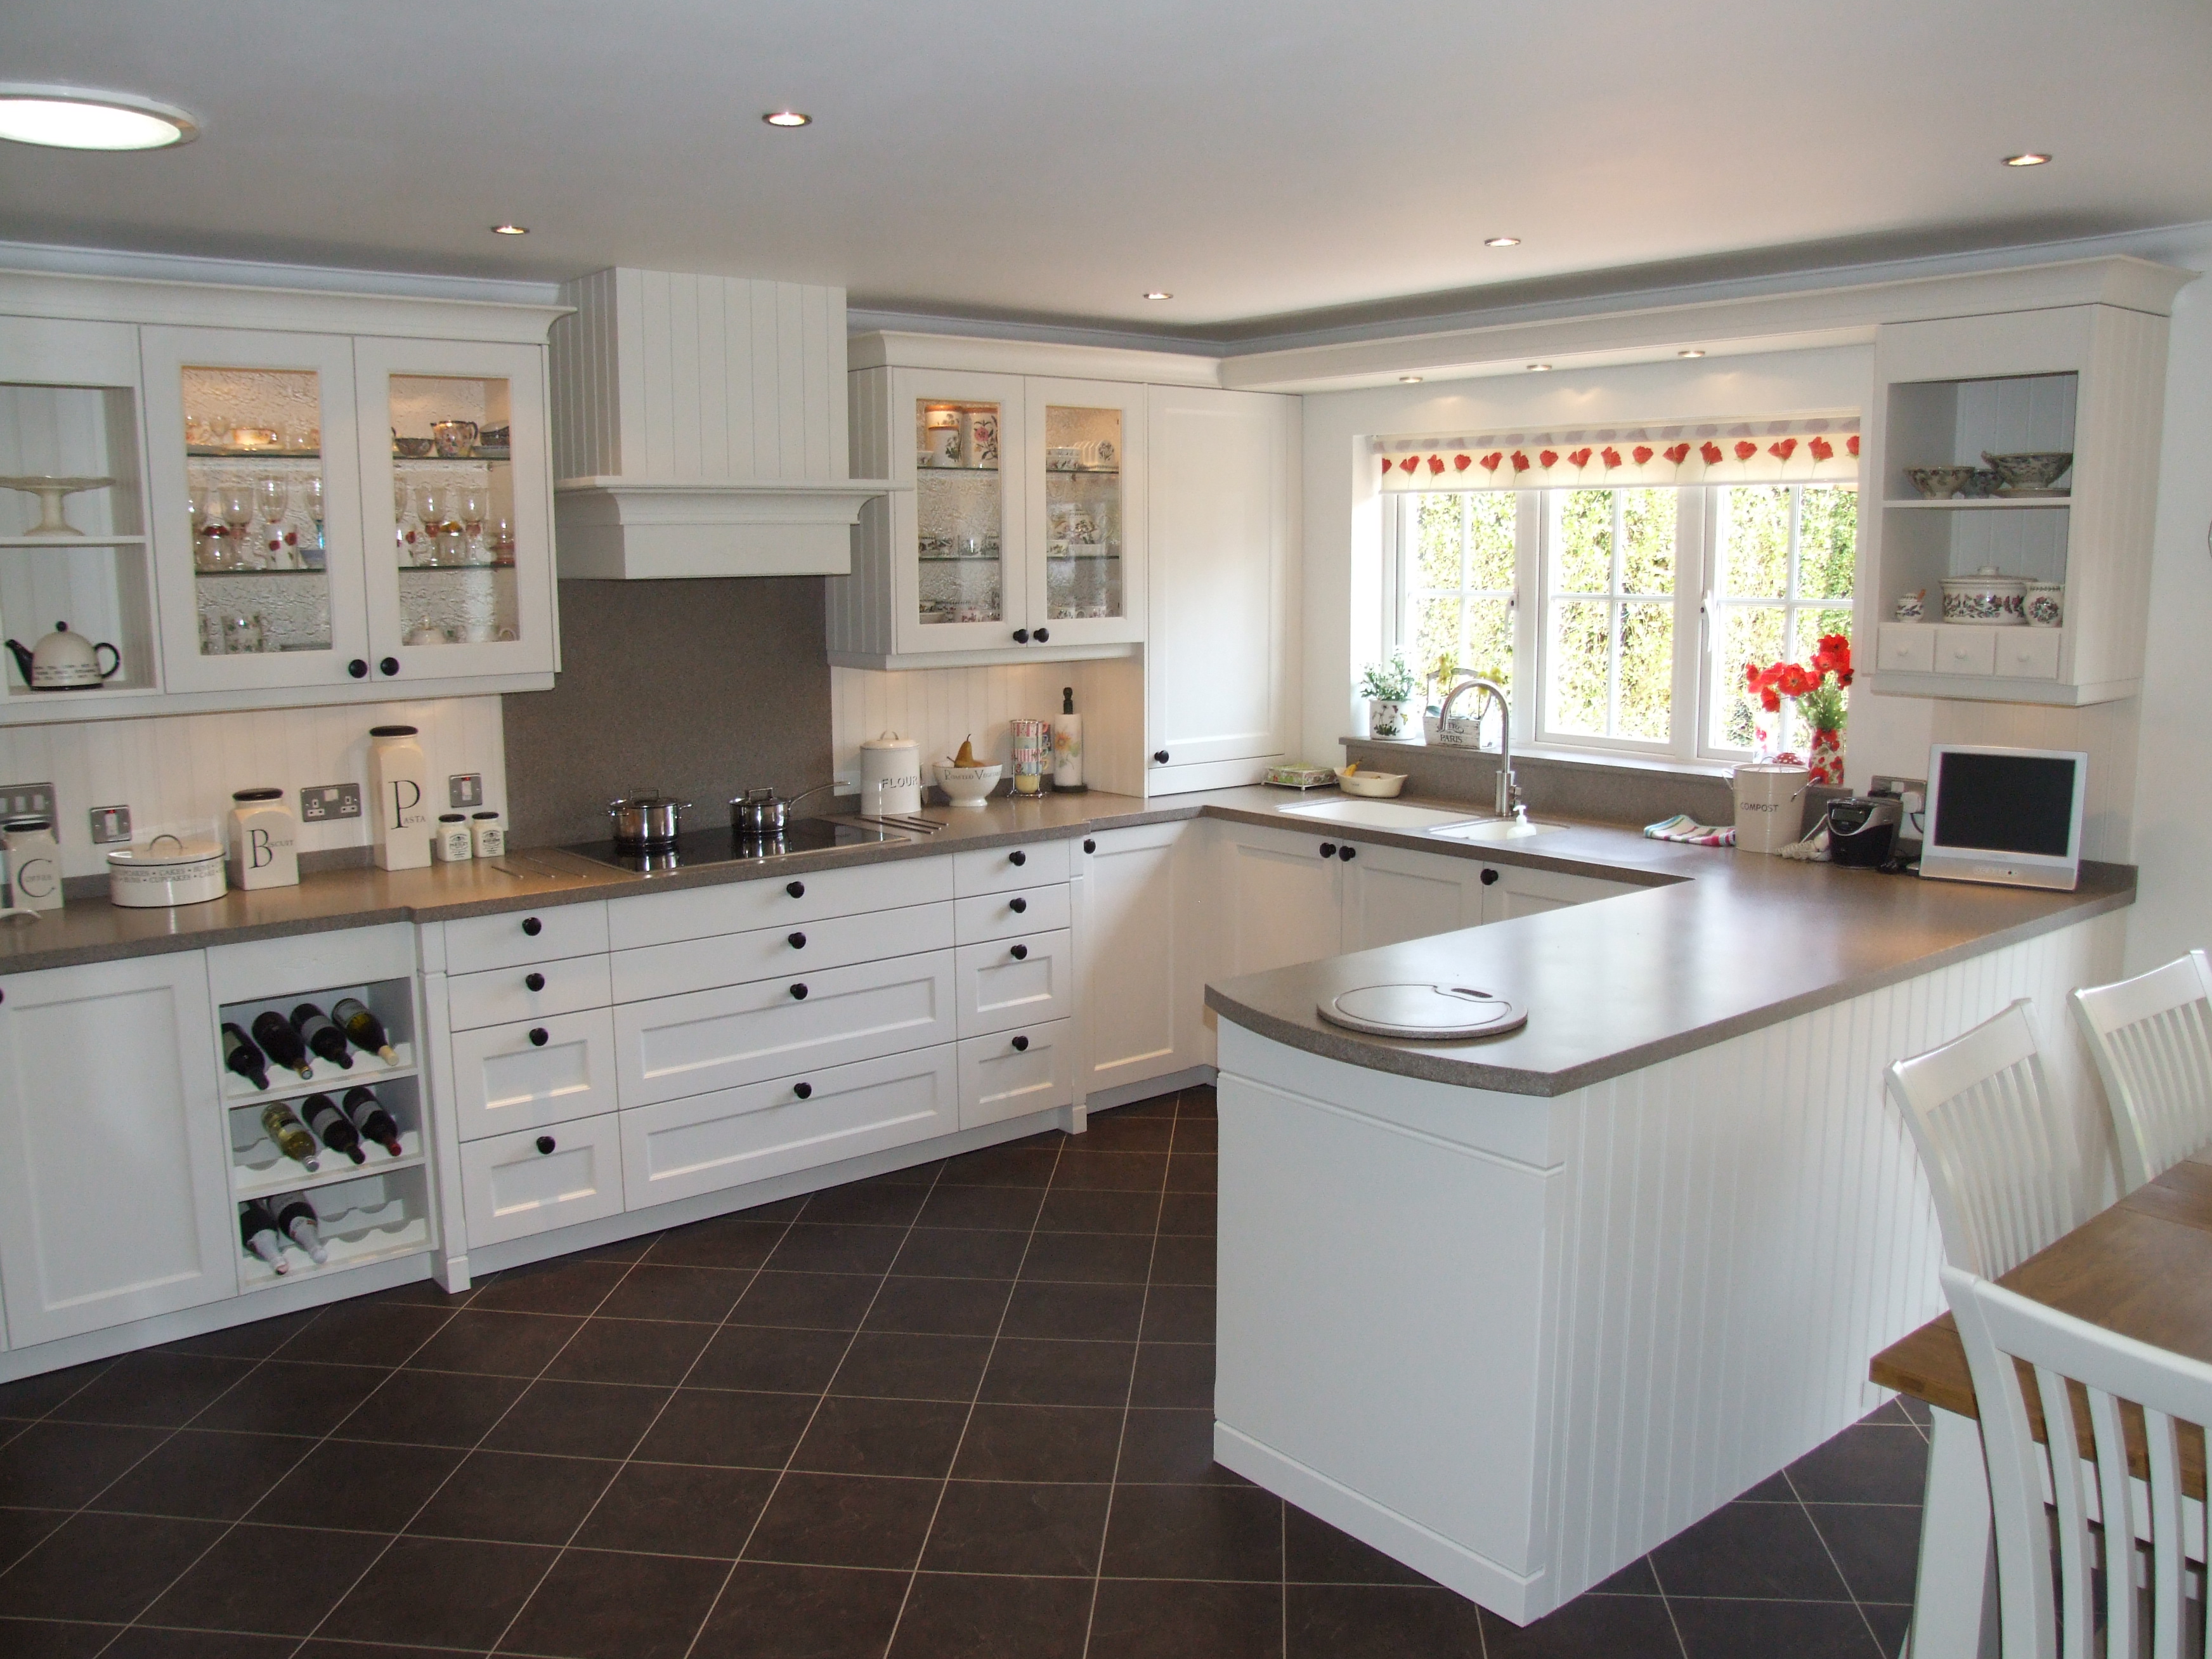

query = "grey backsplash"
[
  {"left": 503, "top": 578, "right": 832, "bottom": 847},
  {"left": 1339, "top": 738, "right": 1738, "bottom": 829}
]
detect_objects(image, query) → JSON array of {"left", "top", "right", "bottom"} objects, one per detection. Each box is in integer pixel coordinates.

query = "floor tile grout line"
[
  {"left": 1641, "top": 1549, "right": 1695, "bottom": 1659},
  {"left": 1079, "top": 1086, "right": 1179, "bottom": 1659},
  {"left": 669, "top": 1162, "right": 960, "bottom": 1659},
  {"left": 1782, "top": 1464, "right": 1895, "bottom": 1656},
  {"left": 267, "top": 1239, "right": 693, "bottom": 1659},
  {"left": 879, "top": 1119, "right": 1071, "bottom": 1656}
]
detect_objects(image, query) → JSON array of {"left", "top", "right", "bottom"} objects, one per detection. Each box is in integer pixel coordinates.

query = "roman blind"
[{"left": 1372, "top": 413, "right": 1859, "bottom": 493}]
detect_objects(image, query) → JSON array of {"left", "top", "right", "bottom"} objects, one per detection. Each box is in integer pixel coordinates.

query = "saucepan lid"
[{"left": 1318, "top": 983, "right": 1527, "bottom": 1041}]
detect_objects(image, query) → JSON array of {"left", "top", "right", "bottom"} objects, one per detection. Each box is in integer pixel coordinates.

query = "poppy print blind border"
[{"left": 1372, "top": 413, "right": 1860, "bottom": 491}]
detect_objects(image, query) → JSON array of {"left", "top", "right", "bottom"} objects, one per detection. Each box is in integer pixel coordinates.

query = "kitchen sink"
[
  {"left": 1426, "top": 817, "right": 1561, "bottom": 844},
  {"left": 1277, "top": 798, "right": 1485, "bottom": 832}
]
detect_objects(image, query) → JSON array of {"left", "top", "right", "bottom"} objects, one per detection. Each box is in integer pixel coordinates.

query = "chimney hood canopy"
[{"left": 550, "top": 268, "right": 891, "bottom": 579}]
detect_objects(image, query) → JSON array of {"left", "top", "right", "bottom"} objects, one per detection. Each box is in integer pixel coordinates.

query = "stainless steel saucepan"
[
  {"left": 731, "top": 783, "right": 840, "bottom": 839},
  {"left": 608, "top": 791, "right": 689, "bottom": 847}
]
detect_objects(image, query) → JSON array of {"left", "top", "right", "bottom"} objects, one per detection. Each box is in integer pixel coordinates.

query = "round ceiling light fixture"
[
  {"left": 1678, "top": 348, "right": 1705, "bottom": 358},
  {"left": 1526, "top": 363, "right": 1552, "bottom": 372},
  {"left": 1142, "top": 290, "right": 1173, "bottom": 301},
  {"left": 491, "top": 223, "right": 529, "bottom": 237},
  {"left": 762, "top": 110, "right": 812, "bottom": 128},
  {"left": 1399, "top": 375, "right": 1424, "bottom": 384},
  {"left": 2003, "top": 152, "right": 2051, "bottom": 167},
  {"left": 0, "top": 85, "right": 198, "bottom": 150},
  {"left": 1485, "top": 236, "right": 1521, "bottom": 248}
]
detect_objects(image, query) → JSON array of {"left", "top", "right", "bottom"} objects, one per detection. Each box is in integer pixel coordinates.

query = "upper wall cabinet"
[
  {"left": 829, "top": 333, "right": 1221, "bottom": 671},
  {"left": 0, "top": 268, "right": 564, "bottom": 723},
  {"left": 1859, "top": 276, "right": 2190, "bottom": 706}
]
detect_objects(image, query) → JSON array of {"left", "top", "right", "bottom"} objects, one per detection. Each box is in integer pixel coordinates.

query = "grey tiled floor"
[{"left": 0, "top": 1084, "right": 1929, "bottom": 1656}]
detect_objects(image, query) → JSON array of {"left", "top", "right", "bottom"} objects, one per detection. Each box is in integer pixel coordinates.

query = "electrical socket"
[
  {"left": 301, "top": 783, "right": 363, "bottom": 823},
  {"left": 88, "top": 805, "right": 131, "bottom": 844},
  {"left": 448, "top": 773, "right": 483, "bottom": 810},
  {"left": 0, "top": 781, "right": 55, "bottom": 821},
  {"left": 1870, "top": 774, "right": 1925, "bottom": 802}
]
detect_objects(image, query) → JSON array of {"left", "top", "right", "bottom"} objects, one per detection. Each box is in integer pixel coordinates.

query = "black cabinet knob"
[
  {"left": 1012, "top": 628, "right": 1030, "bottom": 644},
  {"left": 524, "top": 972, "right": 545, "bottom": 992},
  {"left": 786, "top": 880, "right": 805, "bottom": 899},
  {"left": 1012, "top": 1034, "right": 1029, "bottom": 1051},
  {"left": 788, "top": 932, "right": 807, "bottom": 949},
  {"left": 1009, "top": 850, "right": 1026, "bottom": 867},
  {"left": 347, "top": 658, "right": 368, "bottom": 679},
  {"left": 1083, "top": 838, "right": 1095, "bottom": 854},
  {"left": 1481, "top": 868, "right": 1500, "bottom": 886},
  {"left": 794, "top": 1081, "right": 812, "bottom": 1100},
  {"left": 1319, "top": 842, "right": 1336, "bottom": 858},
  {"left": 522, "top": 916, "right": 543, "bottom": 936},
  {"left": 1338, "top": 844, "right": 1357, "bottom": 861},
  {"left": 379, "top": 656, "right": 399, "bottom": 677},
  {"left": 1011, "top": 944, "right": 1028, "bottom": 960},
  {"left": 1009, "top": 896, "right": 1027, "bottom": 914},
  {"left": 791, "top": 983, "right": 809, "bottom": 1000},
  {"left": 528, "top": 1027, "right": 549, "bottom": 1046},
  {"left": 1033, "top": 627, "right": 1050, "bottom": 642},
  {"left": 535, "top": 1135, "right": 556, "bottom": 1155},
  {"left": 1153, "top": 750, "right": 1169, "bottom": 764}
]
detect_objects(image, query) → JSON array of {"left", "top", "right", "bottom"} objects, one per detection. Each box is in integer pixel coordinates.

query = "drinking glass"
[
  {"left": 489, "top": 514, "right": 516, "bottom": 565},
  {"left": 255, "top": 477, "right": 296, "bottom": 568},
  {"left": 219, "top": 487, "right": 261, "bottom": 568},
  {"left": 193, "top": 489, "right": 235, "bottom": 572},
  {"left": 303, "top": 476, "right": 325, "bottom": 564},
  {"left": 413, "top": 485, "right": 448, "bottom": 566},
  {"left": 220, "top": 612, "right": 265, "bottom": 654},
  {"left": 458, "top": 489, "right": 489, "bottom": 563}
]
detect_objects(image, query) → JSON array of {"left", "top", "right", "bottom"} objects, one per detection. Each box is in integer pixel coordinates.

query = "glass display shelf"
[
  {"left": 917, "top": 465, "right": 999, "bottom": 475},
  {"left": 196, "top": 566, "right": 327, "bottom": 579},
  {"left": 0, "top": 535, "right": 146, "bottom": 549},
  {"left": 1045, "top": 466, "right": 1121, "bottom": 478},
  {"left": 395, "top": 452, "right": 509, "bottom": 465},
  {"left": 188, "top": 446, "right": 320, "bottom": 460},
  {"left": 1885, "top": 497, "right": 2072, "bottom": 511}
]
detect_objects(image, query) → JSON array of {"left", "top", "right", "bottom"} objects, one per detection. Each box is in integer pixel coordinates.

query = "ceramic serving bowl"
[
  {"left": 935, "top": 763, "right": 1002, "bottom": 806},
  {"left": 1940, "top": 568, "right": 2027, "bottom": 625},
  {"left": 1981, "top": 451, "right": 2074, "bottom": 493},
  {"left": 393, "top": 437, "right": 435, "bottom": 458},
  {"left": 1906, "top": 465, "right": 1979, "bottom": 500},
  {"left": 1336, "top": 769, "right": 1408, "bottom": 798}
]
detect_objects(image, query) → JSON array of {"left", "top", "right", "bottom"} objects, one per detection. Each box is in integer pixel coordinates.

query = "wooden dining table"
[{"left": 1870, "top": 1148, "right": 2212, "bottom": 1659}]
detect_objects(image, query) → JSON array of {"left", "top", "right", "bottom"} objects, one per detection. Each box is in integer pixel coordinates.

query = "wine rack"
[
  {"left": 236, "top": 1167, "right": 433, "bottom": 1290},
  {"left": 218, "top": 977, "right": 416, "bottom": 1105},
  {"left": 228, "top": 1073, "right": 425, "bottom": 1204}
]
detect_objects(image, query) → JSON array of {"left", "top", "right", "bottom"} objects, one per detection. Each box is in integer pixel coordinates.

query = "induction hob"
[{"left": 559, "top": 817, "right": 909, "bottom": 875}]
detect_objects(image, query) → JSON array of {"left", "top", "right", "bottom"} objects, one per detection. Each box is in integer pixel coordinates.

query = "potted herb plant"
[{"left": 1359, "top": 651, "right": 1417, "bottom": 740}]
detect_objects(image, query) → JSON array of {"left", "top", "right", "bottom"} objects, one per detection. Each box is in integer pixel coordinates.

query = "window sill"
[{"left": 1341, "top": 734, "right": 1740, "bottom": 783}]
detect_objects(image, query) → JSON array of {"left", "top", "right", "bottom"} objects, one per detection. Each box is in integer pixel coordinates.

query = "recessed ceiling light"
[
  {"left": 1526, "top": 363, "right": 1552, "bottom": 372},
  {"left": 491, "top": 223, "right": 528, "bottom": 237},
  {"left": 1399, "top": 375, "right": 1424, "bottom": 384},
  {"left": 1142, "top": 290, "right": 1173, "bottom": 301},
  {"left": 762, "top": 110, "right": 812, "bottom": 127},
  {"left": 1678, "top": 348, "right": 1705, "bottom": 358},
  {"left": 1485, "top": 237, "right": 1521, "bottom": 248},
  {"left": 2003, "top": 152, "right": 2050, "bottom": 167},
  {"left": 0, "top": 85, "right": 197, "bottom": 150}
]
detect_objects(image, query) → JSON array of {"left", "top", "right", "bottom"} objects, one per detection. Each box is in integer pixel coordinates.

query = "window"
[{"left": 1387, "top": 482, "right": 1857, "bottom": 761}]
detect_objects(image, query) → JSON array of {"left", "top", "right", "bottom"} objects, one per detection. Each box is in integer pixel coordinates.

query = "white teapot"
[{"left": 4, "top": 622, "right": 121, "bottom": 689}]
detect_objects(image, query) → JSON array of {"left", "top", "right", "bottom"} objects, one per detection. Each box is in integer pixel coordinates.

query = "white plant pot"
[{"left": 1367, "top": 698, "right": 1410, "bottom": 740}]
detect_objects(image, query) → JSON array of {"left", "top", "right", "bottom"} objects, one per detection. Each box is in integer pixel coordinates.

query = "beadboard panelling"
[
  {"left": 549, "top": 269, "right": 846, "bottom": 483},
  {"left": 830, "top": 656, "right": 1143, "bottom": 797},
  {"left": 0, "top": 697, "right": 505, "bottom": 879},
  {"left": 1537, "top": 909, "right": 2122, "bottom": 1608}
]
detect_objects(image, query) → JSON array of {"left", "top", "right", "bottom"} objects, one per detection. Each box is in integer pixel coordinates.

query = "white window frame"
[{"left": 1382, "top": 483, "right": 1856, "bottom": 765}]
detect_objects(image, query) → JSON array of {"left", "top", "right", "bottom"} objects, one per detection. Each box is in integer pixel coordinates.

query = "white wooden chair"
[
  {"left": 1885, "top": 998, "right": 2082, "bottom": 1277},
  {"left": 2072, "top": 950, "right": 2212, "bottom": 1194},
  {"left": 1944, "top": 1261, "right": 2211, "bottom": 1659}
]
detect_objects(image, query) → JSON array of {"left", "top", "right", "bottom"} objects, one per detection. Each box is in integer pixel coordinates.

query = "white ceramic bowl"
[
  {"left": 1336, "top": 768, "right": 1408, "bottom": 798},
  {"left": 935, "top": 763, "right": 1003, "bottom": 807}
]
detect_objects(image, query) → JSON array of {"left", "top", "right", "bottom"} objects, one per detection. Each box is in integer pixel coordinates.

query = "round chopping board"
[{"left": 1318, "top": 983, "right": 1528, "bottom": 1041}]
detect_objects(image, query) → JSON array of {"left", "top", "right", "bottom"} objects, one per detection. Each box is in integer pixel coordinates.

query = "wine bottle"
[
  {"left": 342, "top": 1085, "right": 404, "bottom": 1156},
  {"left": 222, "top": 1022, "right": 270, "bottom": 1091},
  {"left": 251, "top": 1010, "right": 315, "bottom": 1079},
  {"left": 260, "top": 1101, "right": 320, "bottom": 1171},
  {"left": 302, "top": 1093, "right": 365, "bottom": 1164},
  {"left": 240, "top": 1200, "right": 289, "bottom": 1273},
  {"left": 276, "top": 1197, "right": 328, "bottom": 1265},
  {"left": 331, "top": 996, "right": 399, "bottom": 1065},
  {"left": 290, "top": 1004, "right": 355, "bottom": 1071}
]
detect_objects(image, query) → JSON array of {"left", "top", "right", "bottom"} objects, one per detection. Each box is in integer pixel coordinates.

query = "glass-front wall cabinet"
[
  {"left": 356, "top": 335, "right": 552, "bottom": 680},
  {"left": 1041, "top": 398, "right": 1128, "bottom": 631},
  {"left": 916, "top": 395, "right": 1008, "bottom": 630}
]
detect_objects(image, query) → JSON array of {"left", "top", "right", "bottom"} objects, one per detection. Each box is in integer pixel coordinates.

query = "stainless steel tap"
[{"left": 1435, "top": 677, "right": 1524, "bottom": 821}]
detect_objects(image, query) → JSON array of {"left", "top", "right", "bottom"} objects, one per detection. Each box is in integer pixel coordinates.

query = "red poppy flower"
[
  {"left": 1744, "top": 662, "right": 1762, "bottom": 689},
  {"left": 1382, "top": 457, "right": 1395, "bottom": 475},
  {"left": 1454, "top": 453, "right": 1472, "bottom": 472},
  {"left": 1734, "top": 439, "right": 1757, "bottom": 462},
  {"left": 1427, "top": 454, "right": 1445, "bottom": 474},
  {"left": 1808, "top": 435, "right": 1835, "bottom": 462},
  {"left": 1778, "top": 663, "right": 1812, "bottom": 697},
  {"left": 1511, "top": 451, "right": 1531, "bottom": 472},
  {"left": 1481, "top": 452, "right": 1502, "bottom": 472},
  {"left": 1636, "top": 445, "right": 1656, "bottom": 465},
  {"left": 1769, "top": 438, "right": 1797, "bottom": 462},
  {"left": 1847, "top": 434, "right": 1860, "bottom": 457},
  {"left": 1760, "top": 688, "right": 1781, "bottom": 713},
  {"left": 1568, "top": 447, "right": 1592, "bottom": 468},
  {"left": 1540, "top": 450, "right": 1559, "bottom": 468},
  {"left": 1401, "top": 456, "right": 1421, "bottom": 473},
  {"left": 1698, "top": 441, "right": 1722, "bottom": 465}
]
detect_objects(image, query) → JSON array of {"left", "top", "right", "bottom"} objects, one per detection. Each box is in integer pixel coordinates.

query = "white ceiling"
[{"left": 2, "top": 0, "right": 2208, "bottom": 342}]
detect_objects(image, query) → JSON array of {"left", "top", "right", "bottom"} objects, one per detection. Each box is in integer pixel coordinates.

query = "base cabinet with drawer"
[
  {"left": 960, "top": 1022, "right": 1074, "bottom": 1128},
  {"left": 450, "top": 1007, "right": 620, "bottom": 1141},
  {"left": 459, "top": 1114, "right": 624, "bottom": 1248}
]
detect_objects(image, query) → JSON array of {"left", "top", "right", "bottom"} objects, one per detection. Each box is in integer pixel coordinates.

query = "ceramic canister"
[
  {"left": 471, "top": 810, "right": 506, "bottom": 859},
  {"left": 2, "top": 817, "right": 62, "bottom": 913},
  {"left": 2025, "top": 582, "right": 2064, "bottom": 628},
  {"left": 368, "top": 725, "right": 431, "bottom": 870},
  {"left": 1732, "top": 763, "right": 1811, "bottom": 856},
  {"left": 859, "top": 731, "right": 923, "bottom": 817},
  {"left": 226, "top": 788, "right": 299, "bottom": 890},
  {"left": 433, "top": 813, "right": 474, "bottom": 862}
]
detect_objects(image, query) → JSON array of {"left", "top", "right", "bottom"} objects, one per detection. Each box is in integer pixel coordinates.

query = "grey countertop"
[{"left": 0, "top": 786, "right": 2133, "bottom": 1100}]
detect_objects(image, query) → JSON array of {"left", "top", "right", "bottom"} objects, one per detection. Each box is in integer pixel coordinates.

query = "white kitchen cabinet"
[
  {"left": 450, "top": 1006, "right": 620, "bottom": 1142},
  {"left": 460, "top": 1112, "right": 624, "bottom": 1249},
  {"left": 954, "top": 930, "right": 1074, "bottom": 1037},
  {"left": 0, "top": 952, "right": 236, "bottom": 1346},
  {"left": 1145, "top": 384, "right": 1299, "bottom": 794},
  {"left": 960, "top": 1022, "right": 1074, "bottom": 1129},
  {"left": 1341, "top": 842, "right": 1488, "bottom": 953},
  {"left": 1077, "top": 822, "right": 1200, "bottom": 1097},
  {"left": 1213, "top": 821, "right": 1344, "bottom": 979},
  {"left": 1480, "top": 862, "right": 1636, "bottom": 923}
]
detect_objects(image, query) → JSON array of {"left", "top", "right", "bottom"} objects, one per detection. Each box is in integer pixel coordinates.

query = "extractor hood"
[{"left": 549, "top": 268, "right": 892, "bottom": 578}]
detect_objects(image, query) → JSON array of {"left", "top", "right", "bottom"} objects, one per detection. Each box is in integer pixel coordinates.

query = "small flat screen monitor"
[{"left": 1919, "top": 745, "right": 2087, "bottom": 890}]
